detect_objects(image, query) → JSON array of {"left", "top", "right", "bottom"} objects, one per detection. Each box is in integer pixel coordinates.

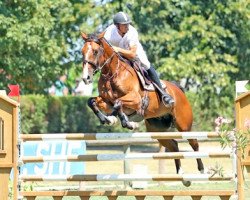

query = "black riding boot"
[{"left": 147, "top": 66, "right": 175, "bottom": 107}]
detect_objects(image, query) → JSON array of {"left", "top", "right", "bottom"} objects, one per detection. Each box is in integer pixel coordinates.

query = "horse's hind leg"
[
  {"left": 188, "top": 139, "right": 204, "bottom": 173},
  {"left": 145, "top": 118, "right": 191, "bottom": 187},
  {"left": 173, "top": 95, "right": 206, "bottom": 186},
  {"left": 145, "top": 118, "right": 183, "bottom": 173},
  {"left": 160, "top": 139, "right": 181, "bottom": 173},
  {"left": 174, "top": 102, "right": 205, "bottom": 174}
]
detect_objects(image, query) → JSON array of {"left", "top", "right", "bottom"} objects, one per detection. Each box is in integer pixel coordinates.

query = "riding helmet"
[{"left": 113, "top": 12, "right": 131, "bottom": 24}]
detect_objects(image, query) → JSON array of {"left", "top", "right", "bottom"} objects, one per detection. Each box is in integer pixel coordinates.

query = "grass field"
[{"left": 20, "top": 141, "right": 250, "bottom": 200}]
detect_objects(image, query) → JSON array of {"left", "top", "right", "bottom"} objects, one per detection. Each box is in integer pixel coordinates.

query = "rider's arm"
[{"left": 113, "top": 45, "right": 137, "bottom": 60}]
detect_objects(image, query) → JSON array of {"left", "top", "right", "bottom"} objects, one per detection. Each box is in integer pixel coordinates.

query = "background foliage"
[
  {"left": 0, "top": 0, "right": 94, "bottom": 93},
  {"left": 21, "top": 95, "right": 137, "bottom": 134},
  {"left": 1, "top": 0, "right": 249, "bottom": 131}
]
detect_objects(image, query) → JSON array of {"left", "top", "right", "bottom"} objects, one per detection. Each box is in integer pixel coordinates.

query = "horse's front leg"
[
  {"left": 87, "top": 96, "right": 118, "bottom": 125},
  {"left": 113, "top": 99, "right": 139, "bottom": 130}
]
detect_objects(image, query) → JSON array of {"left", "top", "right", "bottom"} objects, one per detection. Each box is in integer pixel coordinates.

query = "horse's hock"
[{"left": 0, "top": 94, "right": 19, "bottom": 200}]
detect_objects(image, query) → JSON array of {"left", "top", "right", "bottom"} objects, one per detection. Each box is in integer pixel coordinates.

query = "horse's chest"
[{"left": 99, "top": 81, "right": 121, "bottom": 100}]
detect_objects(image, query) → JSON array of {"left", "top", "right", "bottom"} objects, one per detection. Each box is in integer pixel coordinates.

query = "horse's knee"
[
  {"left": 113, "top": 100, "right": 122, "bottom": 110},
  {"left": 87, "top": 97, "right": 95, "bottom": 108}
]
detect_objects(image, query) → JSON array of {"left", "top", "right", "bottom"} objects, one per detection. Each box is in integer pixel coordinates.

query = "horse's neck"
[{"left": 101, "top": 39, "right": 120, "bottom": 75}]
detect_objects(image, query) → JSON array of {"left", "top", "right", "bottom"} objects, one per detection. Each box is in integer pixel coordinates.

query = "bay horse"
[{"left": 81, "top": 32, "right": 205, "bottom": 186}]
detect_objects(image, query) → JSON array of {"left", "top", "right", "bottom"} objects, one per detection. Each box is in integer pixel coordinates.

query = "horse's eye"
[{"left": 93, "top": 50, "right": 98, "bottom": 55}]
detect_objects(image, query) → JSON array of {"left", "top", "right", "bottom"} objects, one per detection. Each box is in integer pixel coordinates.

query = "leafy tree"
[{"left": 0, "top": 0, "right": 94, "bottom": 94}]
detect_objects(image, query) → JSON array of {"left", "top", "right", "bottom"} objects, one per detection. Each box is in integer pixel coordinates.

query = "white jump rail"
[
  {"left": 20, "top": 131, "right": 221, "bottom": 141},
  {"left": 21, "top": 151, "right": 232, "bottom": 163},
  {"left": 19, "top": 174, "right": 233, "bottom": 182}
]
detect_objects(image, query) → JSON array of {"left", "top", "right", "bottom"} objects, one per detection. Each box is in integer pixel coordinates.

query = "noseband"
[{"left": 83, "top": 59, "right": 99, "bottom": 71}]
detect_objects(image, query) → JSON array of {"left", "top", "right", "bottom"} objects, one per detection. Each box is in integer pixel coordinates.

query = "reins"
[
  {"left": 93, "top": 52, "right": 116, "bottom": 75},
  {"left": 83, "top": 36, "right": 128, "bottom": 81},
  {"left": 94, "top": 38, "right": 126, "bottom": 80}
]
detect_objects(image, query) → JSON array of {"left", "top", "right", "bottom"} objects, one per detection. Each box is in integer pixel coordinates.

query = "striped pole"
[
  {"left": 20, "top": 132, "right": 220, "bottom": 141},
  {"left": 20, "top": 174, "right": 233, "bottom": 182},
  {"left": 21, "top": 151, "right": 232, "bottom": 163}
]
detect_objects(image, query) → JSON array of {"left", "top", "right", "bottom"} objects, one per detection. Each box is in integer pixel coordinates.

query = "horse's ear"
[
  {"left": 98, "top": 31, "right": 105, "bottom": 39},
  {"left": 81, "top": 32, "right": 88, "bottom": 41}
]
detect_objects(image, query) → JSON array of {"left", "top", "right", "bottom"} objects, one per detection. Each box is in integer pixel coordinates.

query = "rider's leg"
[{"left": 147, "top": 66, "right": 175, "bottom": 106}]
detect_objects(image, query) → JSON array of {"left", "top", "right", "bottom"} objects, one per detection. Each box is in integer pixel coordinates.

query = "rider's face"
[{"left": 117, "top": 24, "right": 129, "bottom": 36}]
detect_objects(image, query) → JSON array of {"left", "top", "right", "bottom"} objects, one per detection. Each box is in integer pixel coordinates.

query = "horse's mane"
[
  {"left": 88, "top": 33, "right": 99, "bottom": 40},
  {"left": 87, "top": 32, "right": 130, "bottom": 64},
  {"left": 86, "top": 33, "right": 100, "bottom": 43}
]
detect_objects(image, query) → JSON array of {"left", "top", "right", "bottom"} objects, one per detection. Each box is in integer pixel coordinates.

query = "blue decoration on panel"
[{"left": 20, "top": 140, "right": 86, "bottom": 175}]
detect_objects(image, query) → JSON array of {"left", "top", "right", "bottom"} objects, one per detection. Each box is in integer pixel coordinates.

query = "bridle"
[{"left": 83, "top": 39, "right": 116, "bottom": 75}]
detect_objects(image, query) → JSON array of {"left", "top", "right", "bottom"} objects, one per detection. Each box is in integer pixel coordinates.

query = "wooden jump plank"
[
  {"left": 241, "top": 160, "right": 250, "bottom": 166},
  {"left": 20, "top": 190, "right": 235, "bottom": 197}
]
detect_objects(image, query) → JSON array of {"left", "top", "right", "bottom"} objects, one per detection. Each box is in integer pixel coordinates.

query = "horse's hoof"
[
  {"left": 124, "top": 121, "right": 139, "bottom": 130},
  {"left": 178, "top": 168, "right": 191, "bottom": 187},
  {"left": 182, "top": 180, "right": 191, "bottom": 187},
  {"left": 200, "top": 168, "right": 211, "bottom": 174},
  {"left": 130, "top": 122, "right": 139, "bottom": 129},
  {"left": 106, "top": 116, "right": 118, "bottom": 125},
  {"left": 126, "top": 123, "right": 134, "bottom": 130},
  {"left": 126, "top": 122, "right": 139, "bottom": 130}
]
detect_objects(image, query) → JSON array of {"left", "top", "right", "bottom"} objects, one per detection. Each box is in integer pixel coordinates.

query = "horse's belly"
[{"left": 128, "top": 113, "right": 144, "bottom": 122}]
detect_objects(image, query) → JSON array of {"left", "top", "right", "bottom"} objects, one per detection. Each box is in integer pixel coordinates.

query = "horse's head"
[{"left": 81, "top": 32, "right": 105, "bottom": 84}]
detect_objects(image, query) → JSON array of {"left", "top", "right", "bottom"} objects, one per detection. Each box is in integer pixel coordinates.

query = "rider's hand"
[{"left": 113, "top": 46, "right": 119, "bottom": 53}]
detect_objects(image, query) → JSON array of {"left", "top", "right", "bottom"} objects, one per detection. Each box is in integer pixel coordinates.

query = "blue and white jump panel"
[{"left": 20, "top": 139, "right": 86, "bottom": 176}]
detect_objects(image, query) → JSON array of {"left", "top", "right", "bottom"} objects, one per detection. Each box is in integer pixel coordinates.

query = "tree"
[{"left": 0, "top": 0, "right": 94, "bottom": 94}]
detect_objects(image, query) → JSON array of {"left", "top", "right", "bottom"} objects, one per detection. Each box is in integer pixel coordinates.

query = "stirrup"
[{"left": 162, "top": 94, "right": 175, "bottom": 107}]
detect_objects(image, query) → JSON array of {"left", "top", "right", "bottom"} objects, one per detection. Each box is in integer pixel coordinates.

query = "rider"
[{"left": 104, "top": 11, "right": 175, "bottom": 107}]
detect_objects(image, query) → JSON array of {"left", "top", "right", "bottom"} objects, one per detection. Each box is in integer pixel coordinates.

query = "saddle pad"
[{"left": 136, "top": 71, "right": 166, "bottom": 91}]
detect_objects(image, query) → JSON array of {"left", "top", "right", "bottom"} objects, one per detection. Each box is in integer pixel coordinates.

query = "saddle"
[{"left": 120, "top": 56, "right": 166, "bottom": 91}]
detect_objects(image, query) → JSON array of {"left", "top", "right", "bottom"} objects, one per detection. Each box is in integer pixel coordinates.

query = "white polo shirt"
[{"left": 104, "top": 24, "right": 151, "bottom": 69}]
